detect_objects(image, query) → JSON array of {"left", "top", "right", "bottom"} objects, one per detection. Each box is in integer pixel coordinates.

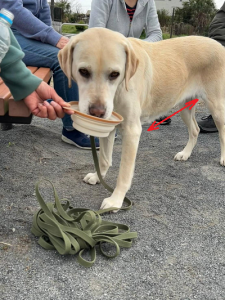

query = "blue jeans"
[{"left": 13, "top": 31, "right": 78, "bottom": 130}]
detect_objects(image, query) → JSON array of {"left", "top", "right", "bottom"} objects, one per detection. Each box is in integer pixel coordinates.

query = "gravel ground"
[{"left": 1, "top": 103, "right": 225, "bottom": 300}]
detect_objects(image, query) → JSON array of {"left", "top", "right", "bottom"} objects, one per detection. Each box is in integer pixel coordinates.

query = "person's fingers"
[
  {"left": 63, "top": 107, "right": 74, "bottom": 115},
  {"left": 50, "top": 101, "right": 65, "bottom": 118},
  {"left": 62, "top": 102, "right": 71, "bottom": 107},
  {"left": 56, "top": 36, "right": 69, "bottom": 49},
  {"left": 32, "top": 107, "right": 40, "bottom": 116},
  {"left": 35, "top": 103, "right": 48, "bottom": 118},
  {"left": 36, "top": 83, "right": 72, "bottom": 110},
  {"left": 48, "top": 87, "right": 71, "bottom": 107},
  {"left": 43, "top": 101, "right": 57, "bottom": 120},
  {"left": 49, "top": 90, "right": 74, "bottom": 115}
]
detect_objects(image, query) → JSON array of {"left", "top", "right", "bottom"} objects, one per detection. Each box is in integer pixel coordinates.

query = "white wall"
[{"left": 52, "top": 21, "right": 62, "bottom": 33}]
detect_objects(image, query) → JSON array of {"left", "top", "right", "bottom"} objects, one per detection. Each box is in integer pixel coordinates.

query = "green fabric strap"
[
  {"left": 31, "top": 136, "right": 137, "bottom": 267},
  {"left": 90, "top": 136, "right": 133, "bottom": 213}
]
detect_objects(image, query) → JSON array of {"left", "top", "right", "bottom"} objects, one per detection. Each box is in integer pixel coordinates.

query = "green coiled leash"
[{"left": 31, "top": 136, "right": 137, "bottom": 267}]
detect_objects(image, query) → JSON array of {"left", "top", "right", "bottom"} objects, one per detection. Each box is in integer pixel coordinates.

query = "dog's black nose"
[{"left": 89, "top": 104, "right": 106, "bottom": 118}]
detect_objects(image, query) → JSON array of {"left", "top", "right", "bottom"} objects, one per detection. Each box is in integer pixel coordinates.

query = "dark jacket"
[{"left": 209, "top": 2, "right": 225, "bottom": 47}]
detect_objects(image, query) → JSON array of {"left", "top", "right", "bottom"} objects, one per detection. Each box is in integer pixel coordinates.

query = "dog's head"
[{"left": 58, "top": 28, "right": 139, "bottom": 119}]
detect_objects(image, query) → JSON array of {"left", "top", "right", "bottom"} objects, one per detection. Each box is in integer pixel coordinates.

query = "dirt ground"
[{"left": 1, "top": 103, "right": 225, "bottom": 300}]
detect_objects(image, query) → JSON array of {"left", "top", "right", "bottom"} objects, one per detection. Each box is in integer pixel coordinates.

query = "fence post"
[
  {"left": 170, "top": 7, "right": 175, "bottom": 38},
  {"left": 51, "top": 0, "right": 54, "bottom": 20}
]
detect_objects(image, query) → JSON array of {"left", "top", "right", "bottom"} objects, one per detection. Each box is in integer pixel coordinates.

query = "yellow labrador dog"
[{"left": 58, "top": 28, "right": 225, "bottom": 211}]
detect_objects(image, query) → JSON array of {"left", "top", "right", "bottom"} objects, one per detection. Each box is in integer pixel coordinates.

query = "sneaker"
[
  {"left": 62, "top": 128, "right": 100, "bottom": 149},
  {"left": 155, "top": 116, "right": 171, "bottom": 125},
  {"left": 198, "top": 115, "right": 218, "bottom": 133}
]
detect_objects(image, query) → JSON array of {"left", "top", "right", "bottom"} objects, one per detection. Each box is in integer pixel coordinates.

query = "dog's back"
[{"left": 127, "top": 36, "right": 225, "bottom": 117}]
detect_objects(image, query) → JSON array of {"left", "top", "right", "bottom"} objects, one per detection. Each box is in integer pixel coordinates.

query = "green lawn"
[
  {"left": 163, "top": 33, "right": 173, "bottom": 39},
  {"left": 62, "top": 25, "right": 79, "bottom": 34},
  {"left": 62, "top": 25, "right": 186, "bottom": 39},
  {"left": 163, "top": 33, "right": 187, "bottom": 39}
]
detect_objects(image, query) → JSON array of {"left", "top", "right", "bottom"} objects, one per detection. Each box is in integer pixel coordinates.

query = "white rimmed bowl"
[{"left": 64, "top": 101, "right": 123, "bottom": 137}]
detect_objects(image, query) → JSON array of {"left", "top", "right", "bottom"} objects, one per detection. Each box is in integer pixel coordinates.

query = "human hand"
[
  {"left": 56, "top": 36, "right": 70, "bottom": 49},
  {"left": 23, "top": 81, "right": 74, "bottom": 120}
]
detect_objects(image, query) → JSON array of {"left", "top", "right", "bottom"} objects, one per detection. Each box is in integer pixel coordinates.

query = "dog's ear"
[
  {"left": 124, "top": 41, "right": 139, "bottom": 91},
  {"left": 58, "top": 37, "right": 80, "bottom": 88}
]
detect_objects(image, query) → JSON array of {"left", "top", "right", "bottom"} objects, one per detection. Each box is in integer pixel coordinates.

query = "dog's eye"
[
  {"left": 109, "top": 72, "right": 120, "bottom": 80},
  {"left": 79, "top": 68, "right": 90, "bottom": 78}
]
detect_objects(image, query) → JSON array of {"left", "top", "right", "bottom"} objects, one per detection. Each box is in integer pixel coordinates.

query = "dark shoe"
[
  {"left": 155, "top": 116, "right": 171, "bottom": 125},
  {"left": 62, "top": 128, "right": 100, "bottom": 149},
  {"left": 198, "top": 115, "right": 218, "bottom": 133}
]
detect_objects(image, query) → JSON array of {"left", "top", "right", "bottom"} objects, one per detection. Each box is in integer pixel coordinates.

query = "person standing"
[
  {"left": 198, "top": 2, "right": 225, "bottom": 133},
  {"left": 89, "top": 0, "right": 171, "bottom": 125},
  {"left": 89, "top": 0, "right": 162, "bottom": 42}
]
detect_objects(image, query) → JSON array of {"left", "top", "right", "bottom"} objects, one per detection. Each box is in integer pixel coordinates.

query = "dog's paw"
[
  {"left": 100, "top": 196, "right": 123, "bottom": 213},
  {"left": 174, "top": 151, "right": 190, "bottom": 161},
  {"left": 83, "top": 172, "right": 100, "bottom": 185},
  {"left": 220, "top": 157, "right": 225, "bottom": 166}
]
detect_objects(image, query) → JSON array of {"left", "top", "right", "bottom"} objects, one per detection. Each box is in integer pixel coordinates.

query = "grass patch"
[
  {"left": 62, "top": 26, "right": 187, "bottom": 39},
  {"left": 62, "top": 25, "right": 79, "bottom": 34},
  {"left": 163, "top": 33, "right": 173, "bottom": 39},
  {"left": 163, "top": 33, "right": 188, "bottom": 39},
  {"left": 141, "top": 30, "right": 187, "bottom": 40}
]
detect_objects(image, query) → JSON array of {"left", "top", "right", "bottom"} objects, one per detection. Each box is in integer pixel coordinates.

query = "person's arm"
[
  {"left": 89, "top": 0, "right": 112, "bottom": 28},
  {"left": 23, "top": 81, "right": 73, "bottom": 119},
  {"left": 143, "top": 0, "right": 162, "bottom": 42},
  {"left": 208, "top": 3, "right": 225, "bottom": 46},
  {"left": 0, "top": 30, "right": 42, "bottom": 101},
  {"left": 0, "top": 30, "right": 73, "bottom": 119},
  {"left": 38, "top": 0, "right": 52, "bottom": 26},
  {"left": 0, "top": 0, "right": 62, "bottom": 46}
]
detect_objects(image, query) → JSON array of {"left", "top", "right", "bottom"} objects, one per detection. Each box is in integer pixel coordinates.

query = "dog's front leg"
[
  {"left": 100, "top": 121, "right": 142, "bottom": 211},
  {"left": 83, "top": 128, "right": 116, "bottom": 185}
]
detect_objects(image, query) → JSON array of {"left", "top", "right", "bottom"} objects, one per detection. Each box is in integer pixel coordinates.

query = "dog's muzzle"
[{"left": 89, "top": 104, "right": 106, "bottom": 118}]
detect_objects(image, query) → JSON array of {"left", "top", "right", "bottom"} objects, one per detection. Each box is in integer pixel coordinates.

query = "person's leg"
[{"left": 13, "top": 31, "right": 99, "bottom": 148}]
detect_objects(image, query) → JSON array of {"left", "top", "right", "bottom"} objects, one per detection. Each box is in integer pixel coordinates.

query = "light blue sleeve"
[
  {"left": 0, "top": 0, "right": 62, "bottom": 46},
  {"left": 89, "top": 0, "right": 112, "bottom": 28},
  {"left": 144, "top": 0, "right": 162, "bottom": 42}
]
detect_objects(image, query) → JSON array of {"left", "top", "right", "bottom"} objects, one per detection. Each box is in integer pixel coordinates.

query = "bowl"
[{"left": 63, "top": 101, "right": 123, "bottom": 137}]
